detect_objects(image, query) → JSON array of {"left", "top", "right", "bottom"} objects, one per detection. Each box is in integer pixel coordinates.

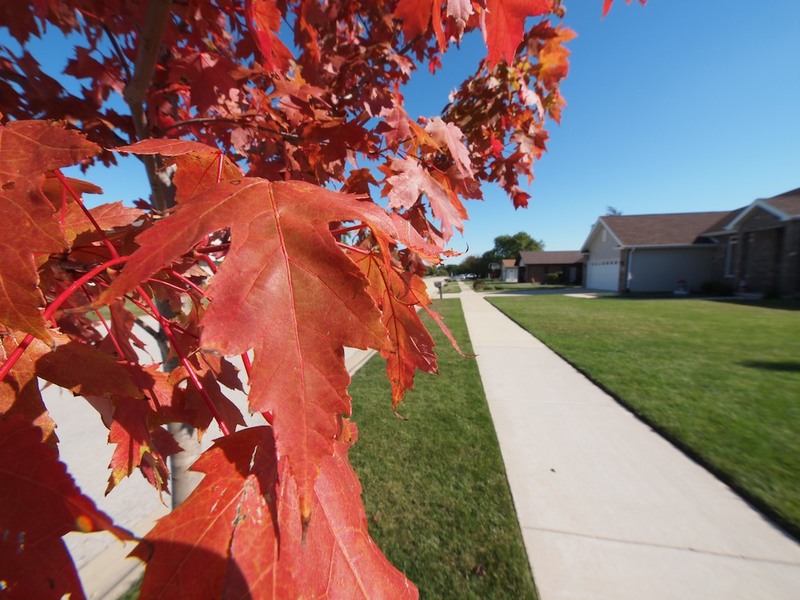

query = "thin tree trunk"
[{"left": 122, "top": 0, "right": 202, "bottom": 507}]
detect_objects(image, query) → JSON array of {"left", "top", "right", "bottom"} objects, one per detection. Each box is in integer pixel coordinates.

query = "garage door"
[{"left": 586, "top": 261, "right": 619, "bottom": 291}]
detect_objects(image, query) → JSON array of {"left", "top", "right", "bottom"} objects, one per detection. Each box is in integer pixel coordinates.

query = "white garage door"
[{"left": 586, "top": 261, "right": 619, "bottom": 291}]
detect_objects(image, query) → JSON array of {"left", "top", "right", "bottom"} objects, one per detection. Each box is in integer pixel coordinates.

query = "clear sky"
[
  {"left": 12, "top": 0, "right": 800, "bottom": 257},
  {"left": 408, "top": 0, "right": 800, "bottom": 256}
]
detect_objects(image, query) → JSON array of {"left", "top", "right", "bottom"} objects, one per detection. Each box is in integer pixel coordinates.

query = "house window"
[
  {"left": 725, "top": 236, "right": 738, "bottom": 277},
  {"left": 602, "top": 229, "right": 607, "bottom": 243}
]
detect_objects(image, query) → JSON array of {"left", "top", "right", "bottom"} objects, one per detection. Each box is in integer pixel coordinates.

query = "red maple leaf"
[
  {"left": 245, "top": 0, "right": 293, "bottom": 72},
  {"left": 35, "top": 340, "right": 143, "bottom": 400},
  {"left": 62, "top": 201, "right": 145, "bottom": 244},
  {"left": 352, "top": 253, "right": 437, "bottom": 408},
  {"left": 0, "top": 177, "right": 67, "bottom": 341},
  {"left": 106, "top": 395, "right": 182, "bottom": 494},
  {"left": 101, "top": 164, "right": 430, "bottom": 519},
  {"left": 299, "top": 422, "right": 418, "bottom": 598},
  {"left": 385, "top": 157, "right": 468, "bottom": 240},
  {"left": 484, "top": 0, "right": 553, "bottom": 67},
  {"left": 603, "top": 0, "right": 647, "bottom": 18},
  {"left": 0, "top": 415, "right": 132, "bottom": 599},
  {"left": 0, "top": 332, "right": 56, "bottom": 443},
  {"left": 0, "top": 120, "right": 100, "bottom": 185},
  {"left": 425, "top": 117, "right": 474, "bottom": 178},
  {"left": 538, "top": 26, "right": 577, "bottom": 90},
  {"left": 0, "top": 121, "right": 100, "bottom": 341},
  {"left": 131, "top": 426, "right": 296, "bottom": 598}
]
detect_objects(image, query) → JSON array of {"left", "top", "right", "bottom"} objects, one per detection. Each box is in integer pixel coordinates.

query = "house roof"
[
  {"left": 518, "top": 251, "right": 585, "bottom": 265},
  {"left": 501, "top": 258, "right": 516, "bottom": 268},
  {"left": 759, "top": 187, "right": 800, "bottom": 218},
  {"left": 701, "top": 207, "right": 747, "bottom": 235},
  {"left": 598, "top": 212, "right": 733, "bottom": 247},
  {"left": 724, "top": 187, "right": 800, "bottom": 230}
]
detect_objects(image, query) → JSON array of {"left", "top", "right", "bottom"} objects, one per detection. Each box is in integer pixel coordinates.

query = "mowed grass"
[
  {"left": 488, "top": 295, "right": 800, "bottom": 537},
  {"left": 349, "top": 299, "right": 537, "bottom": 599}
]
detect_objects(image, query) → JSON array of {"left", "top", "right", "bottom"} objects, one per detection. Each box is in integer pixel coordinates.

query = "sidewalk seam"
[{"left": 524, "top": 525, "right": 800, "bottom": 567}]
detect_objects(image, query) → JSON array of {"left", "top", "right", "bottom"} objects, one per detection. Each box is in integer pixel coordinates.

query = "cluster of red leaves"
[
  {"left": 0, "top": 120, "right": 434, "bottom": 598},
  {"left": 0, "top": 0, "right": 643, "bottom": 597}
]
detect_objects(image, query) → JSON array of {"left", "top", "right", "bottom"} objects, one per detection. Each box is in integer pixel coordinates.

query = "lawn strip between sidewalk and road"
[
  {"left": 488, "top": 295, "right": 800, "bottom": 539},
  {"left": 349, "top": 299, "right": 537, "bottom": 599}
]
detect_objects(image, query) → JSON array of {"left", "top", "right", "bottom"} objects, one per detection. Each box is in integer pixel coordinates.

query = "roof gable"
[{"left": 726, "top": 188, "right": 800, "bottom": 229}]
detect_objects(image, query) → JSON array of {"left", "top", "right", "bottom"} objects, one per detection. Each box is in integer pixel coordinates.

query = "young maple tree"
[{"left": 0, "top": 0, "right": 642, "bottom": 597}]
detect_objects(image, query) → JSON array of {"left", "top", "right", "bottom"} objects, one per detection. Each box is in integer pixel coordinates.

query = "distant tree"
[
  {"left": 450, "top": 255, "right": 489, "bottom": 277},
  {"left": 484, "top": 232, "right": 545, "bottom": 264},
  {"left": 606, "top": 206, "right": 623, "bottom": 216}
]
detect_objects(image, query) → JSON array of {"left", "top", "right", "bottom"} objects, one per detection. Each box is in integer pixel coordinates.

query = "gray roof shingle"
[{"left": 601, "top": 212, "right": 734, "bottom": 246}]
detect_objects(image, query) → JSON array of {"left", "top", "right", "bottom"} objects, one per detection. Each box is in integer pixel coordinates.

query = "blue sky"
[
  {"left": 415, "top": 0, "right": 800, "bottom": 255},
  {"left": 9, "top": 0, "right": 800, "bottom": 257}
]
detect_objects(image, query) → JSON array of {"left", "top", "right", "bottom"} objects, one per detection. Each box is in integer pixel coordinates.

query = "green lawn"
[
  {"left": 440, "top": 281, "right": 461, "bottom": 294},
  {"left": 488, "top": 295, "right": 800, "bottom": 537},
  {"left": 349, "top": 299, "right": 537, "bottom": 599}
]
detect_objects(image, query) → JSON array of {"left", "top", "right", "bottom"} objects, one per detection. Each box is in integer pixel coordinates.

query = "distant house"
[
  {"left": 517, "top": 251, "right": 585, "bottom": 285},
  {"left": 580, "top": 187, "right": 800, "bottom": 295},
  {"left": 500, "top": 258, "right": 519, "bottom": 283}
]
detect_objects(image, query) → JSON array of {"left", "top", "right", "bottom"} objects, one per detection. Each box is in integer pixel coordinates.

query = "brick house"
[
  {"left": 516, "top": 251, "right": 585, "bottom": 285},
  {"left": 706, "top": 188, "right": 800, "bottom": 295}
]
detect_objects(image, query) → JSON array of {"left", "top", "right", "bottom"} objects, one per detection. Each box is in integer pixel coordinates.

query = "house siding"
[
  {"left": 780, "top": 220, "right": 800, "bottom": 295},
  {"left": 523, "top": 264, "right": 583, "bottom": 284},
  {"left": 628, "top": 247, "right": 716, "bottom": 292},
  {"left": 584, "top": 225, "right": 623, "bottom": 291},
  {"left": 710, "top": 207, "right": 800, "bottom": 295},
  {"left": 735, "top": 208, "right": 785, "bottom": 293}
]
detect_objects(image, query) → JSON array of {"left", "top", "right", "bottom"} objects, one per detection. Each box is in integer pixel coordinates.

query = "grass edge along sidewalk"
[
  {"left": 488, "top": 295, "right": 800, "bottom": 540},
  {"left": 349, "top": 299, "right": 537, "bottom": 599}
]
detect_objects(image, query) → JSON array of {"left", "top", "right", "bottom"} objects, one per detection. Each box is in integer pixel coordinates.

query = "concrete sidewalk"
[{"left": 456, "top": 284, "right": 800, "bottom": 599}]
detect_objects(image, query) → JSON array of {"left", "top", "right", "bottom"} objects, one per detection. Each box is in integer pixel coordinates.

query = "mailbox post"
[{"left": 434, "top": 280, "right": 443, "bottom": 299}]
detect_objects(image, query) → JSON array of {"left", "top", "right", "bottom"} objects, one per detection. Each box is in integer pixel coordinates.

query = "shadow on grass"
[
  {"left": 710, "top": 298, "right": 800, "bottom": 311},
  {"left": 740, "top": 360, "right": 800, "bottom": 373}
]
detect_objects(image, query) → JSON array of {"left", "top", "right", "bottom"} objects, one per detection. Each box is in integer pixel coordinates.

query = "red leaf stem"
[
  {"left": 81, "top": 284, "right": 129, "bottom": 360},
  {"left": 60, "top": 166, "right": 233, "bottom": 437},
  {"left": 330, "top": 224, "right": 366, "bottom": 236},
  {"left": 166, "top": 269, "right": 206, "bottom": 297},
  {"left": 160, "top": 321, "right": 233, "bottom": 436},
  {"left": 216, "top": 152, "right": 224, "bottom": 183},
  {"left": 194, "top": 252, "right": 219, "bottom": 273},
  {"left": 127, "top": 283, "right": 233, "bottom": 436},
  {"left": 241, "top": 351, "right": 252, "bottom": 379},
  {"left": 336, "top": 242, "right": 372, "bottom": 255},
  {"left": 193, "top": 243, "right": 230, "bottom": 255}
]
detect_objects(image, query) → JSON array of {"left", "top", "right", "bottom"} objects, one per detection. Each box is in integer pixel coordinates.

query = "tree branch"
[{"left": 122, "top": 0, "right": 175, "bottom": 212}]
